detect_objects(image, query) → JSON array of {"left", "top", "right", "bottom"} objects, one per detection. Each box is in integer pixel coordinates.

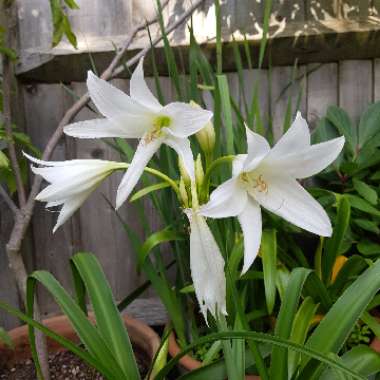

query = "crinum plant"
[
  {"left": 13, "top": 55, "right": 380, "bottom": 379},
  {"left": 26, "top": 57, "right": 344, "bottom": 327}
]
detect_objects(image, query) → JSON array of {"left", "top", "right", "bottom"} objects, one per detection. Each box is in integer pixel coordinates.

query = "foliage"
[{"left": 49, "top": 0, "right": 79, "bottom": 48}]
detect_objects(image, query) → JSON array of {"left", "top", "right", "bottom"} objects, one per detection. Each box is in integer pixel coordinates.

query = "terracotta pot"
[
  {"left": 0, "top": 313, "right": 161, "bottom": 370},
  {"left": 168, "top": 331, "right": 260, "bottom": 380}
]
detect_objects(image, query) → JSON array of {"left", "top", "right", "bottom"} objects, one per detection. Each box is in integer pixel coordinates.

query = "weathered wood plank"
[
  {"left": 15, "top": 0, "right": 380, "bottom": 82},
  {"left": 339, "top": 60, "right": 373, "bottom": 124},
  {"left": 307, "top": 63, "right": 338, "bottom": 129},
  {"left": 270, "top": 65, "right": 307, "bottom": 141},
  {"left": 373, "top": 58, "right": 380, "bottom": 101},
  {"left": 22, "top": 83, "right": 75, "bottom": 317}
]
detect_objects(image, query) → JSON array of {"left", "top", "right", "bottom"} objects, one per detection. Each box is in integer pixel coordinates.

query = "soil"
[{"left": 0, "top": 349, "right": 149, "bottom": 380}]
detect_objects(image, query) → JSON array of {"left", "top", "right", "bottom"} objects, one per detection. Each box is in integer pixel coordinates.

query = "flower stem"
[
  {"left": 200, "top": 155, "right": 235, "bottom": 202},
  {"left": 117, "top": 163, "right": 181, "bottom": 201}
]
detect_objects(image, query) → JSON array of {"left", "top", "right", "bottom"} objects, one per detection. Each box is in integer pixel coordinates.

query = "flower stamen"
[{"left": 240, "top": 172, "right": 269, "bottom": 194}]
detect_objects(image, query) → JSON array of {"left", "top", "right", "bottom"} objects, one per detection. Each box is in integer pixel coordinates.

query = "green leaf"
[
  {"left": 26, "top": 271, "right": 125, "bottom": 380},
  {"left": 138, "top": 228, "right": 184, "bottom": 271},
  {"left": 326, "top": 106, "right": 356, "bottom": 155},
  {"left": 288, "top": 297, "right": 318, "bottom": 378},
  {"left": 0, "top": 327, "right": 13, "bottom": 348},
  {"left": 323, "top": 196, "right": 351, "bottom": 284},
  {"left": 0, "top": 300, "right": 118, "bottom": 380},
  {"left": 0, "top": 150, "right": 9, "bottom": 168},
  {"left": 320, "top": 345, "right": 380, "bottom": 379},
  {"left": 301, "top": 259, "right": 380, "bottom": 378},
  {"left": 353, "top": 219, "right": 380, "bottom": 234},
  {"left": 357, "top": 240, "right": 380, "bottom": 256},
  {"left": 72, "top": 252, "right": 140, "bottom": 380},
  {"left": 352, "top": 178, "right": 378, "bottom": 205},
  {"left": 347, "top": 194, "right": 380, "bottom": 217},
  {"left": 217, "top": 75, "right": 234, "bottom": 155},
  {"left": 358, "top": 101, "right": 380, "bottom": 148},
  {"left": 64, "top": 0, "right": 79, "bottom": 9},
  {"left": 261, "top": 229, "right": 277, "bottom": 314},
  {"left": 361, "top": 311, "right": 380, "bottom": 339},
  {"left": 370, "top": 170, "right": 380, "bottom": 180},
  {"left": 270, "top": 268, "right": 312, "bottom": 380},
  {"left": 0, "top": 46, "right": 17, "bottom": 61},
  {"left": 130, "top": 182, "right": 171, "bottom": 202},
  {"left": 155, "top": 331, "right": 365, "bottom": 380}
]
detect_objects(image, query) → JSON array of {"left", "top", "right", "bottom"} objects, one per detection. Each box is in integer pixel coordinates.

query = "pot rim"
[{"left": 0, "top": 313, "right": 161, "bottom": 368}]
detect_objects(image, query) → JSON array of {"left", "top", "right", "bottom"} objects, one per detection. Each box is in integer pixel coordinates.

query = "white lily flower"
[
  {"left": 185, "top": 208, "right": 227, "bottom": 322},
  {"left": 64, "top": 58, "right": 213, "bottom": 209},
  {"left": 24, "top": 153, "right": 126, "bottom": 233},
  {"left": 200, "top": 113, "right": 345, "bottom": 274}
]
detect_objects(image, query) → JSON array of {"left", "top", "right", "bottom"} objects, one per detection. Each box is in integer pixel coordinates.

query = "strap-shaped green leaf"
[
  {"left": 269, "top": 268, "right": 311, "bottom": 380},
  {"left": 72, "top": 252, "right": 140, "bottom": 380},
  {"left": 301, "top": 259, "right": 380, "bottom": 378}
]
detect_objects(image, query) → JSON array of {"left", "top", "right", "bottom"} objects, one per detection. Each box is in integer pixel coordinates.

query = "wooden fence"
[{"left": 1, "top": 0, "right": 380, "bottom": 329}]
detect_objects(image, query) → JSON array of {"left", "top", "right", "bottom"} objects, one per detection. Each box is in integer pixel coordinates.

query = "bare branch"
[
  {"left": 1, "top": 4, "right": 26, "bottom": 208},
  {"left": 0, "top": 185, "right": 19, "bottom": 216}
]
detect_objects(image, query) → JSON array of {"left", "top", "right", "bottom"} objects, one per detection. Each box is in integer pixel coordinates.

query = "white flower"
[
  {"left": 186, "top": 208, "right": 226, "bottom": 322},
  {"left": 64, "top": 58, "right": 212, "bottom": 209},
  {"left": 200, "top": 113, "right": 345, "bottom": 274},
  {"left": 24, "top": 153, "right": 126, "bottom": 233}
]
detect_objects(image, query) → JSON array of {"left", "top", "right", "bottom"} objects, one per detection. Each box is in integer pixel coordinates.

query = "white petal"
[
  {"left": 243, "top": 126, "right": 271, "bottom": 172},
  {"left": 200, "top": 177, "right": 248, "bottom": 218},
  {"left": 253, "top": 174, "right": 332, "bottom": 237},
  {"left": 130, "top": 58, "right": 162, "bottom": 112},
  {"left": 270, "top": 112, "right": 310, "bottom": 158},
  {"left": 188, "top": 212, "right": 226, "bottom": 321},
  {"left": 23, "top": 152, "right": 110, "bottom": 167},
  {"left": 53, "top": 191, "right": 91, "bottom": 233},
  {"left": 263, "top": 136, "right": 345, "bottom": 179},
  {"left": 35, "top": 167, "right": 110, "bottom": 202},
  {"left": 238, "top": 198, "right": 262, "bottom": 274},
  {"left": 164, "top": 134, "right": 195, "bottom": 180},
  {"left": 87, "top": 71, "right": 149, "bottom": 118},
  {"left": 116, "top": 136, "right": 163, "bottom": 209},
  {"left": 162, "top": 102, "right": 213, "bottom": 138},
  {"left": 64, "top": 116, "right": 152, "bottom": 139},
  {"left": 232, "top": 154, "right": 248, "bottom": 176}
]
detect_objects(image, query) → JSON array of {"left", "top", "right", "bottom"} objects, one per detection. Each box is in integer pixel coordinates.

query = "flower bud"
[
  {"left": 178, "top": 157, "right": 191, "bottom": 187},
  {"left": 179, "top": 177, "right": 189, "bottom": 208},
  {"left": 195, "top": 154, "right": 204, "bottom": 189},
  {"left": 190, "top": 101, "right": 215, "bottom": 154}
]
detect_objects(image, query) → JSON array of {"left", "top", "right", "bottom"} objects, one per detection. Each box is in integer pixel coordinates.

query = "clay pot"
[
  {"left": 0, "top": 313, "right": 160, "bottom": 370},
  {"left": 168, "top": 331, "right": 260, "bottom": 380}
]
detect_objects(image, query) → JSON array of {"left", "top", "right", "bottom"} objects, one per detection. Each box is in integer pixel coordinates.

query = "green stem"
[
  {"left": 117, "top": 163, "right": 181, "bottom": 201},
  {"left": 200, "top": 155, "right": 235, "bottom": 202}
]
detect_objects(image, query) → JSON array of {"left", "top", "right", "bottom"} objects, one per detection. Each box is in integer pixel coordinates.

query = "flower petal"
[
  {"left": 116, "top": 136, "right": 163, "bottom": 209},
  {"left": 232, "top": 154, "right": 248, "bottom": 176},
  {"left": 200, "top": 177, "right": 248, "bottom": 218},
  {"left": 130, "top": 58, "right": 162, "bottom": 112},
  {"left": 188, "top": 211, "right": 227, "bottom": 321},
  {"left": 238, "top": 198, "right": 262, "bottom": 274},
  {"left": 164, "top": 134, "right": 195, "bottom": 180},
  {"left": 264, "top": 136, "right": 345, "bottom": 179},
  {"left": 243, "top": 126, "right": 271, "bottom": 172},
  {"left": 35, "top": 166, "right": 110, "bottom": 202},
  {"left": 87, "top": 71, "right": 149, "bottom": 119},
  {"left": 162, "top": 102, "right": 213, "bottom": 138},
  {"left": 269, "top": 112, "right": 310, "bottom": 159},
  {"left": 252, "top": 174, "right": 332, "bottom": 237},
  {"left": 53, "top": 191, "right": 91, "bottom": 233},
  {"left": 64, "top": 116, "right": 152, "bottom": 139}
]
